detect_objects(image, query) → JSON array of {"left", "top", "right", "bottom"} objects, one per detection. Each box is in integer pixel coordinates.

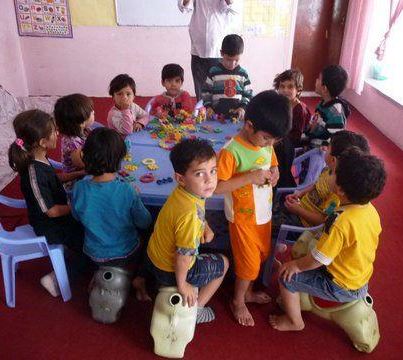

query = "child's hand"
[
  {"left": 133, "top": 122, "right": 143, "bottom": 132},
  {"left": 178, "top": 282, "right": 198, "bottom": 307},
  {"left": 279, "top": 260, "right": 301, "bottom": 282},
  {"left": 268, "top": 168, "right": 279, "bottom": 187},
  {"left": 202, "top": 222, "right": 214, "bottom": 244},
  {"left": 248, "top": 169, "right": 271, "bottom": 186},
  {"left": 231, "top": 107, "right": 245, "bottom": 121},
  {"left": 285, "top": 192, "right": 300, "bottom": 203},
  {"left": 284, "top": 197, "right": 301, "bottom": 214}
]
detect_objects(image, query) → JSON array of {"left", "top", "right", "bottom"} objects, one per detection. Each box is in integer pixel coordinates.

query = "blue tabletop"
[{"left": 121, "top": 119, "right": 241, "bottom": 210}]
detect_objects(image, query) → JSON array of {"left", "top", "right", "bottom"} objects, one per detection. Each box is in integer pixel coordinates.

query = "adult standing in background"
[{"left": 178, "top": 0, "right": 239, "bottom": 100}]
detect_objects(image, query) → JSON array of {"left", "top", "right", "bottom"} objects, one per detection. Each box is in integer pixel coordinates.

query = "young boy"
[
  {"left": 270, "top": 147, "right": 386, "bottom": 331},
  {"left": 215, "top": 90, "right": 291, "bottom": 326},
  {"left": 273, "top": 130, "right": 370, "bottom": 235},
  {"left": 150, "top": 63, "right": 193, "bottom": 116},
  {"left": 304, "top": 65, "right": 350, "bottom": 147},
  {"left": 107, "top": 74, "right": 149, "bottom": 135},
  {"left": 146, "top": 139, "right": 229, "bottom": 324},
  {"left": 201, "top": 34, "right": 252, "bottom": 121}
]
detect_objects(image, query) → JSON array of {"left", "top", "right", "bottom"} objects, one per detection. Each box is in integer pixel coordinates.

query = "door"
[{"left": 291, "top": 0, "right": 349, "bottom": 91}]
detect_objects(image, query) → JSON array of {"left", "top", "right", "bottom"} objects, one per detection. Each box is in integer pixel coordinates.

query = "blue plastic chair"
[
  {"left": 262, "top": 223, "right": 324, "bottom": 287},
  {"left": 0, "top": 195, "right": 71, "bottom": 307}
]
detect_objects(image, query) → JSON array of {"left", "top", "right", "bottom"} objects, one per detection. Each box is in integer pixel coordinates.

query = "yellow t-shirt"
[
  {"left": 147, "top": 186, "right": 205, "bottom": 272},
  {"left": 312, "top": 203, "right": 382, "bottom": 290},
  {"left": 300, "top": 167, "right": 340, "bottom": 226}
]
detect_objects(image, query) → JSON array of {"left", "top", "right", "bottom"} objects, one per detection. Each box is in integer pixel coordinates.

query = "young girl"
[
  {"left": 273, "top": 69, "right": 312, "bottom": 188},
  {"left": 8, "top": 109, "right": 85, "bottom": 297},
  {"left": 107, "top": 74, "right": 149, "bottom": 136},
  {"left": 71, "top": 127, "right": 152, "bottom": 300},
  {"left": 54, "top": 93, "right": 94, "bottom": 190}
]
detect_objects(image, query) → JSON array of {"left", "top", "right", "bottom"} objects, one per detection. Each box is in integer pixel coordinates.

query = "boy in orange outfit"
[{"left": 215, "top": 91, "right": 291, "bottom": 326}]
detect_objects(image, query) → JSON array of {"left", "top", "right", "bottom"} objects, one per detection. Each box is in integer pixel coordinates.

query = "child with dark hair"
[
  {"left": 304, "top": 65, "right": 350, "bottom": 146},
  {"left": 273, "top": 69, "right": 312, "bottom": 187},
  {"left": 273, "top": 130, "right": 370, "bottom": 236},
  {"left": 146, "top": 138, "right": 229, "bottom": 324},
  {"left": 54, "top": 93, "right": 94, "bottom": 189},
  {"left": 107, "top": 74, "right": 149, "bottom": 135},
  {"left": 202, "top": 34, "right": 252, "bottom": 120},
  {"left": 150, "top": 63, "right": 193, "bottom": 116},
  {"left": 8, "top": 109, "right": 85, "bottom": 297},
  {"left": 215, "top": 90, "right": 291, "bottom": 327},
  {"left": 71, "top": 127, "right": 152, "bottom": 299},
  {"left": 270, "top": 147, "right": 386, "bottom": 331}
]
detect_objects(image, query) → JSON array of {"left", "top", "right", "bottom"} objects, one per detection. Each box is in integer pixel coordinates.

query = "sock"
[
  {"left": 40, "top": 271, "right": 61, "bottom": 297},
  {"left": 196, "top": 306, "right": 215, "bottom": 324}
]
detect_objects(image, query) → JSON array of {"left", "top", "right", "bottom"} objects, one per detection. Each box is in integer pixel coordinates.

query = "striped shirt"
[{"left": 201, "top": 63, "right": 252, "bottom": 115}]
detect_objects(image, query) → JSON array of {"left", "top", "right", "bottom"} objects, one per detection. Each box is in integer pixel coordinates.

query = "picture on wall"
[{"left": 14, "top": 0, "right": 73, "bottom": 38}]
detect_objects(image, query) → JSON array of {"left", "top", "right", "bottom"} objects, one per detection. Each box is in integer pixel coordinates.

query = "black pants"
[
  {"left": 274, "top": 137, "right": 297, "bottom": 189},
  {"left": 191, "top": 55, "right": 220, "bottom": 100}
]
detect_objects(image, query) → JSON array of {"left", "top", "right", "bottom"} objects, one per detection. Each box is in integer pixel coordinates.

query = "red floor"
[{"left": 1, "top": 97, "right": 402, "bottom": 359}]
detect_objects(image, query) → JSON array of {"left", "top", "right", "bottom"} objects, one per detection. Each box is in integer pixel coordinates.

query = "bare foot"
[
  {"left": 269, "top": 314, "right": 304, "bottom": 331},
  {"left": 40, "top": 272, "right": 61, "bottom": 297},
  {"left": 132, "top": 276, "right": 151, "bottom": 301},
  {"left": 245, "top": 290, "right": 271, "bottom": 304},
  {"left": 230, "top": 300, "right": 255, "bottom": 326}
]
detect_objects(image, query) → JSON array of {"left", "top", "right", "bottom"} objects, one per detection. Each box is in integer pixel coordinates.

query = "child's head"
[
  {"left": 243, "top": 90, "right": 291, "bottom": 147},
  {"left": 221, "top": 34, "right": 244, "bottom": 71},
  {"left": 54, "top": 93, "right": 94, "bottom": 137},
  {"left": 315, "top": 65, "right": 348, "bottom": 99},
  {"left": 109, "top": 74, "right": 136, "bottom": 110},
  {"left": 82, "top": 127, "right": 126, "bottom": 177},
  {"left": 8, "top": 110, "right": 57, "bottom": 173},
  {"left": 161, "top": 63, "right": 184, "bottom": 97},
  {"left": 326, "top": 130, "right": 370, "bottom": 170},
  {"left": 273, "top": 69, "right": 304, "bottom": 102},
  {"left": 333, "top": 147, "right": 386, "bottom": 205},
  {"left": 170, "top": 139, "right": 217, "bottom": 198}
]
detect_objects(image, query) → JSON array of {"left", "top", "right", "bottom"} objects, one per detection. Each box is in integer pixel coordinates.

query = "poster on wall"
[{"left": 14, "top": 0, "right": 73, "bottom": 38}]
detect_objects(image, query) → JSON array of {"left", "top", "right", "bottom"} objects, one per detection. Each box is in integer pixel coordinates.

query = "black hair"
[
  {"left": 244, "top": 90, "right": 291, "bottom": 138},
  {"left": 170, "top": 138, "right": 216, "bottom": 175},
  {"left": 321, "top": 65, "right": 348, "bottom": 98},
  {"left": 108, "top": 74, "right": 136, "bottom": 96},
  {"left": 8, "top": 109, "right": 56, "bottom": 173},
  {"left": 330, "top": 130, "right": 370, "bottom": 157},
  {"left": 273, "top": 69, "right": 304, "bottom": 98},
  {"left": 162, "top": 64, "right": 184, "bottom": 82},
  {"left": 335, "top": 147, "right": 386, "bottom": 204},
  {"left": 82, "top": 127, "right": 126, "bottom": 176},
  {"left": 221, "top": 34, "right": 244, "bottom": 56},
  {"left": 54, "top": 93, "right": 93, "bottom": 137}
]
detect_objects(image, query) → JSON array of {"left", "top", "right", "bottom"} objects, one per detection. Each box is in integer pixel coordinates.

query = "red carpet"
[{"left": 1, "top": 97, "right": 402, "bottom": 359}]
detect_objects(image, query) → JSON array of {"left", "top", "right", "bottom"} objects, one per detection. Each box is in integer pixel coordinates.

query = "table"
[{"left": 121, "top": 119, "right": 242, "bottom": 210}]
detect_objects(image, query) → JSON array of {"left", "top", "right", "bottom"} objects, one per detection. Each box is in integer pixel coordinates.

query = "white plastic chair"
[{"left": 0, "top": 194, "right": 71, "bottom": 307}]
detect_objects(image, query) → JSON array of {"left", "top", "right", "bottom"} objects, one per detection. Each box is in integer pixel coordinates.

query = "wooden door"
[{"left": 291, "top": 0, "right": 349, "bottom": 91}]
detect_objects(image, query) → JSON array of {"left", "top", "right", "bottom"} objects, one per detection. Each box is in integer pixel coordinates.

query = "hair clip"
[{"left": 15, "top": 138, "right": 26, "bottom": 151}]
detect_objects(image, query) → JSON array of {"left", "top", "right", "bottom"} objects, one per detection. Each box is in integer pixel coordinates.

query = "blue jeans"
[
  {"left": 280, "top": 267, "right": 368, "bottom": 302},
  {"left": 147, "top": 253, "right": 225, "bottom": 288}
]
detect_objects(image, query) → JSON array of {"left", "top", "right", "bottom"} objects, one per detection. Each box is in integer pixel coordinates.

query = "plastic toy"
[
  {"left": 156, "top": 177, "right": 173, "bottom": 185},
  {"left": 299, "top": 293, "right": 380, "bottom": 353},
  {"left": 139, "top": 173, "right": 155, "bottom": 183},
  {"left": 150, "top": 287, "right": 197, "bottom": 358},
  {"left": 124, "top": 164, "right": 138, "bottom": 171},
  {"left": 89, "top": 266, "right": 132, "bottom": 324},
  {"left": 142, "top": 158, "right": 156, "bottom": 166}
]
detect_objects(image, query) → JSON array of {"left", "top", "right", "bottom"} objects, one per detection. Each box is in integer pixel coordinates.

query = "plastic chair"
[
  {"left": 193, "top": 99, "right": 204, "bottom": 117},
  {"left": 48, "top": 158, "right": 63, "bottom": 170},
  {"left": 0, "top": 195, "right": 72, "bottom": 307},
  {"left": 262, "top": 223, "right": 324, "bottom": 287},
  {"left": 277, "top": 147, "right": 326, "bottom": 195}
]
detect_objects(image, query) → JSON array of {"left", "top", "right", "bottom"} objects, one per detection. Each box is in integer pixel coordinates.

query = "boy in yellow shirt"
[
  {"left": 215, "top": 91, "right": 292, "bottom": 326},
  {"left": 146, "top": 139, "right": 229, "bottom": 324},
  {"left": 270, "top": 147, "right": 386, "bottom": 331}
]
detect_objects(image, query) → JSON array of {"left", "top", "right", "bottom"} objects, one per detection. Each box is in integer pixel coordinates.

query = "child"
[
  {"left": 8, "top": 109, "right": 85, "bottom": 297},
  {"left": 107, "top": 74, "right": 149, "bottom": 136},
  {"left": 270, "top": 147, "right": 386, "bottom": 331},
  {"left": 273, "top": 69, "right": 311, "bottom": 187},
  {"left": 202, "top": 34, "right": 252, "bottom": 120},
  {"left": 215, "top": 90, "right": 291, "bottom": 326},
  {"left": 273, "top": 131, "right": 370, "bottom": 236},
  {"left": 71, "top": 127, "right": 152, "bottom": 300},
  {"left": 304, "top": 65, "right": 350, "bottom": 147},
  {"left": 54, "top": 93, "right": 94, "bottom": 190},
  {"left": 150, "top": 63, "right": 193, "bottom": 116},
  {"left": 146, "top": 139, "right": 229, "bottom": 324}
]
